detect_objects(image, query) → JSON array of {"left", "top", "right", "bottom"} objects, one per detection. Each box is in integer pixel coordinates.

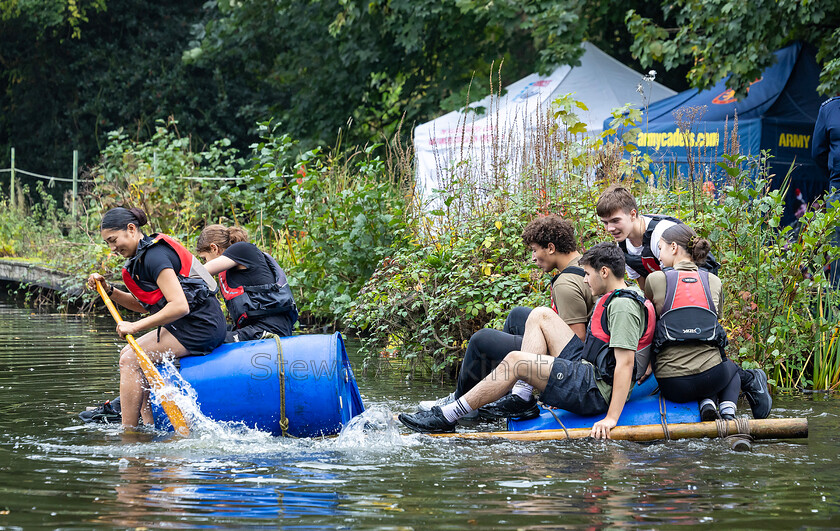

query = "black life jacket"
[
  {"left": 219, "top": 251, "right": 298, "bottom": 328},
  {"left": 121, "top": 234, "right": 218, "bottom": 313},
  {"left": 581, "top": 289, "right": 657, "bottom": 385},
  {"left": 549, "top": 265, "right": 585, "bottom": 314},
  {"left": 618, "top": 215, "right": 720, "bottom": 278},
  {"left": 652, "top": 268, "right": 728, "bottom": 357}
]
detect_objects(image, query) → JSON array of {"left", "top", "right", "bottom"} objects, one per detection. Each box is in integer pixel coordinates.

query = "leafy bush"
[
  {"left": 220, "top": 122, "right": 410, "bottom": 324},
  {"left": 89, "top": 119, "right": 241, "bottom": 238}
]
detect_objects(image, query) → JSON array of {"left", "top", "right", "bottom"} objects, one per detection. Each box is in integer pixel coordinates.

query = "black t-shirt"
[
  {"left": 133, "top": 235, "right": 182, "bottom": 286},
  {"left": 221, "top": 242, "right": 275, "bottom": 288}
]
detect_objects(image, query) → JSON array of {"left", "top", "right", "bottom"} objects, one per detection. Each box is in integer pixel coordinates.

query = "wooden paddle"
[{"left": 95, "top": 279, "right": 190, "bottom": 436}]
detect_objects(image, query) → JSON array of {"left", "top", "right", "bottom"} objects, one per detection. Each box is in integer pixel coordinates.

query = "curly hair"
[{"left": 521, "top": 215, "right": 577, "bottom": 254}]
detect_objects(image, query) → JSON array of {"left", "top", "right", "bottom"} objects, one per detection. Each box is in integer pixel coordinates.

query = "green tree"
[
  {"left": 0, "top": 0, "right": 106, "bottom": 38},
  {"left": 627, "top": 0, "right": 840, "bottom": 96},
  {"left": 0, "top": 0, "right": 276, "bottom": 176},
  {"left": 185, "top": 0, "right": 677, "bottom": 152}
]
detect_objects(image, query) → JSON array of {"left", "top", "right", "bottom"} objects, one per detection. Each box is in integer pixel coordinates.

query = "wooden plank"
[{"left": 427, "top": 418, "right": 808, "bottom": 442}]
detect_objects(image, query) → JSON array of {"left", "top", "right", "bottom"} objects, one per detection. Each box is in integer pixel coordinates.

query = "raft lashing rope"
[{"left": 152, "top": 332, "right": 365, "bottom": 437}]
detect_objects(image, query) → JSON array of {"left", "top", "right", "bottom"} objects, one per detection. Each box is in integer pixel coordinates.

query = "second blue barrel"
[{"left": 155, "top": 332, "right": 365, "bottom": 437}]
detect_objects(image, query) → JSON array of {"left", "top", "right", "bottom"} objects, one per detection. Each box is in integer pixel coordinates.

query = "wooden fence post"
[
  {"left": 10, "top": 147, "right": 15, "bottom": 207},
  {"left": 72, "top": 150, "right": 79, "bottom": 217}
]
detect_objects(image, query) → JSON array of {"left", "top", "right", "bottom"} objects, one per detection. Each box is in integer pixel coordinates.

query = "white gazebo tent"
[{"left": 413, "top": 42, "right": 676, "bottom": 202}]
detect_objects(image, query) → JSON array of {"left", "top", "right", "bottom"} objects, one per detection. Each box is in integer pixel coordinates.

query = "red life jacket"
[
  {"left": 652, "top": 268, "right": 727, "bottom": 356},
  {"left": 618, "top": 215, "right": 720, "bottom": 278},
  {"left": 549, "top": 265, "right": 585, "bottom": 314},
  {"left": 218, "top": 250, "right": 298, "bottom": 328},
  {"left": 581, "top": 289, "right": 656, "bottom": 385},
  {"left": 121, "top": 234, "right": 216, "bottom": 312}
]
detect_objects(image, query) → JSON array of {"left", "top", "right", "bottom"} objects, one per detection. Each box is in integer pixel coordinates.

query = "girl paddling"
[
  {"left": 85, "top": 207, "right": 226, "bottom": 428},
  {"left": 196, "top": 224, "right": 298, "bottom": 341}
]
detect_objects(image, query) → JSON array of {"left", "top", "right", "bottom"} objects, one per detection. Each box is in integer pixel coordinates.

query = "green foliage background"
[{"left": 11, "top": 0, "right": 839, "bottom": 179}]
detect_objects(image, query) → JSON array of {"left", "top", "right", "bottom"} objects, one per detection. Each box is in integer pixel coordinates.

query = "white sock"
[
  {"left": 511, "top": 380, "right": 533, "bottom": 401},
  {"left": 719, "top": 401, "right": 736, "bottom": 417},
  {"left": 699, "top": 398, "right": 716, "bottom": 410},
  {"left": 441, "top": 397, "right": 473, "bottom": 423}
]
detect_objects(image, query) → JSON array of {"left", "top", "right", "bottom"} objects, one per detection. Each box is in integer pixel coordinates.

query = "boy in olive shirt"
[
  {"left": 416, "top": 216, "right": 597, "bottom": 420},
  {"left": 401, "top": 243, "right": 653, "bottom": 438}
]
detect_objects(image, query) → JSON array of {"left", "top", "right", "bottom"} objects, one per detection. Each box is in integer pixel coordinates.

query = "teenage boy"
[
  {"left": 595, "top": 185, "right": 772, "bottom": 419},
  {"left": 399, "top": 243, "right": 656, "bottom": 438},
  {"left": 416, "top": 215, "right": 597, "bottom": 420}
]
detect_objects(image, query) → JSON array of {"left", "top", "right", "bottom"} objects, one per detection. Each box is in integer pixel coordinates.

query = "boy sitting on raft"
[
  {"left": 415, "top": 215, "right": 597, "bottom": 421},
  {"left": 595, "top": 185, "right": 772, "bottom": 419},
  {"left": 399, "top": 243, "right": 656, "bottom": 438}
]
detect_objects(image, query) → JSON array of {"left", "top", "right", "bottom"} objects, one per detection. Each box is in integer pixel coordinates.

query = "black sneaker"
[
  {"left": 743, "top": 369, "right": 772, "bottom": 419},
  {"left": 478, "top": 394, "right": 540, "bottom": 421},
  {"left": 700, "top": 401, "right": 719, "bottom": 422},
  {"left": 398, "top": 406, "right": 456, "bottom": 433},
  {"left": 721, "top": 413, "right": 736, "bottom": 421},
  {"left": 79, "top": 397, "right": 122, "bottom": 424}
]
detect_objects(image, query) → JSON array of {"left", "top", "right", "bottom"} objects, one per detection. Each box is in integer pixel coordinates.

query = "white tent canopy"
[{"left": 414, "top": 42, "right": 676, "bottom": 201}]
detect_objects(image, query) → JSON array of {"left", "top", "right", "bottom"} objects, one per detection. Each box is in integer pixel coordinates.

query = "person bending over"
[
  {"left": 595, "top": 185, "right": 771, "bottom": 418},
  {"left": 196, "top": 224, "right": 298, "bottom": 341},
  {"left": 646, "top": 224, "right": 746, "bottom": 420},
  {"left": 85, "top": 207, "right": 226, "bottom": 428},
  {"left": 416, "top": 215, "right": 597, "bottom": 420},
  {"left": 399, "top": 243, "right": 655, "bottom": 438}
]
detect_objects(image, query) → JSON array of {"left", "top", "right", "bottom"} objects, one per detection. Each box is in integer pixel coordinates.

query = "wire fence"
[{"left": 1, "top": 147, "right": 246, "bottom": 217}]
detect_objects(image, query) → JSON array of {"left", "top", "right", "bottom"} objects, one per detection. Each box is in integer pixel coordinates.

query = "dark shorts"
[
  {"left": 224, "top": 313, "right": 294, "bottom": 343},
  {"left": 163, "top": 298, "right": 226, "bottom": 355},
  {"left": 658, "top": 359, "right": 740, "bottom": 403},
  {"left": 540, "top": 336, "right": 609, "bottom": 416}
]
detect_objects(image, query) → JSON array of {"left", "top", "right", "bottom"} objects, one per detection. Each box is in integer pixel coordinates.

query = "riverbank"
[{"left": 4, "top": 107, "right": 840, "bottom": 390}]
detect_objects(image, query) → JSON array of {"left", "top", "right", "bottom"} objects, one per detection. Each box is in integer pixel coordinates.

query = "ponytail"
[
  {"left": 197, "top": 224, "right": 249, "bottom": 252},
  {"left": 101, "top": 207, "right": 148, "bottom": 231},
  {"left": 661, "top": 224, "right": 711, "bottom": 266}
]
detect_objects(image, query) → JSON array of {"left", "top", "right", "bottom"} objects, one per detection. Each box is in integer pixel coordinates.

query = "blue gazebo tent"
[{"left": 608, "top": 42, "right": 827, "bottom": 222}]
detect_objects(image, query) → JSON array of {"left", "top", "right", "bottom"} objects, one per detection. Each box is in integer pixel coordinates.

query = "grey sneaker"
[
  {"left": 743, "top": 369, "right": 772, "bottom": 419},
  {"left": 418, "top": 392, "right": 455, "bottom": 412}
]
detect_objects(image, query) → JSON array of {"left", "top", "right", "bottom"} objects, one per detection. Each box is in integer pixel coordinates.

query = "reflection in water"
[
  {"left": 1, "top": 300, "right": 840, "bottom": 528},
  {"left": 101, "top": 457, "right": 346, "bottom": 527}
]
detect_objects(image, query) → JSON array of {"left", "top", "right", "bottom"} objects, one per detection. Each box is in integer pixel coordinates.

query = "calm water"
[{"left": 1, "top": 300, "right": 839, "bottom": 529}]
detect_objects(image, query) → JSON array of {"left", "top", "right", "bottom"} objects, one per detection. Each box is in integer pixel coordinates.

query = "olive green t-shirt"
[
  {"left": 551, "top": 256, "right": 598, "bottom": 325},
  {"left": 644, "top": 260, "right": 724, "bottom": 378},
  {"left": 592, "top": 288, "right": 646, "bottom": 403}
]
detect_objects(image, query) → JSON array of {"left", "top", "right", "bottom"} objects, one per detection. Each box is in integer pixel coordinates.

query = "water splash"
[
  {"left": 151, "top": 357, "right": 276, "bottom": 445},
  {"left": 334, "top": 405, "right": 409, "bottom": 449}
]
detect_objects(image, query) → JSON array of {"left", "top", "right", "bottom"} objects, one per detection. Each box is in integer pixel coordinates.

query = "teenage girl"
[
  {"left": 644, "top": 224, "right": 740, "bottom": 420},
  {"left": 86, "top": 207, "right": 226, "bottom": 427},
  {"left": 196, "top": 224, "right": 297, "bottom": 341}
]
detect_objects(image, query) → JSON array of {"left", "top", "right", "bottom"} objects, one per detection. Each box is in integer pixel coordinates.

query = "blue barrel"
[
  {"left": 154, "top": 332, "right": 365, "bottom": 437},
  {"left": 507, "top": 376, "right": 700, "bottom": 431}
]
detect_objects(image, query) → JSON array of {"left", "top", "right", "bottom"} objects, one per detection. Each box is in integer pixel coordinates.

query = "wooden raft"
[{"left": 427, "top": 418, "right": 808, "bottom": 442}]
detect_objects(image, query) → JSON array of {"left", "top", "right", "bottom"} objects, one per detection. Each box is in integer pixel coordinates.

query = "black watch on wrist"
[{"left": 106, "top": 283, "right": 114, "bottom": 296}]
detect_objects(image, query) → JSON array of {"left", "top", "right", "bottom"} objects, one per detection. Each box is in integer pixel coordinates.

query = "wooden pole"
[
  {"left": 10, "top": 147, "right": 14, "bottom": 207},
  {"left": 95, "top": 280, "right": 190, "bottom": 436},
  {"left": 72, "top": 150, "right": 78, "bottom": 218},
  {"left": 427, "top": 418, "right": 808, "bottom": 442}
]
